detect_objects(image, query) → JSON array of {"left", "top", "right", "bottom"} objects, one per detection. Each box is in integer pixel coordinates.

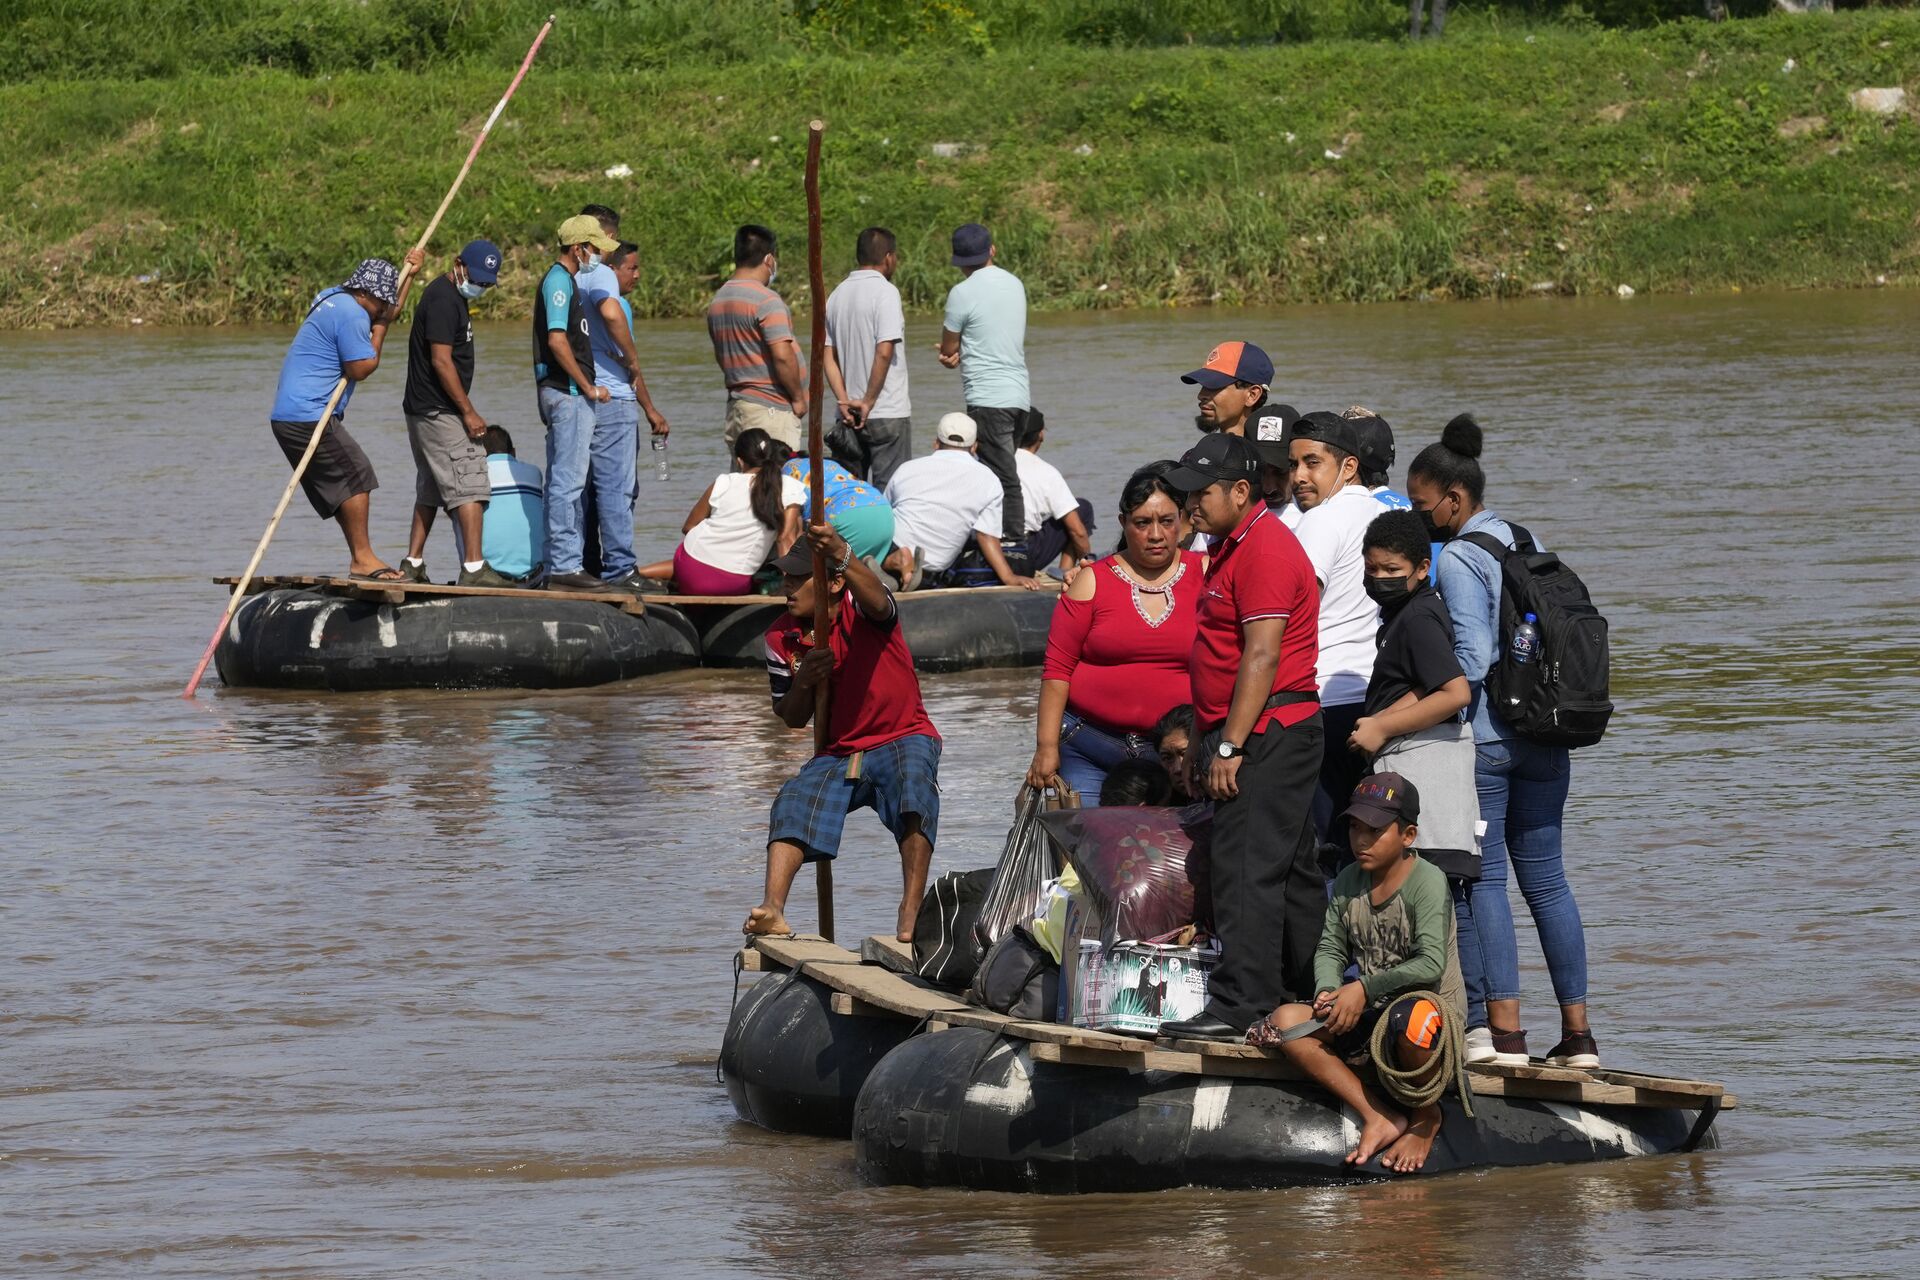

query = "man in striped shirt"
[{"left": 706, "top": 224, "right": 808, "bottom": 450}]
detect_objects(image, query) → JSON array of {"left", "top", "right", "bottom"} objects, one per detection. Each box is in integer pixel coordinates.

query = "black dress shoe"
[
  {"left": 1157, "top": 1015, "right": 1242, "bottom": 1042},
  {"left": 546, "top": 571, "right": 607, "bottom": 592}
]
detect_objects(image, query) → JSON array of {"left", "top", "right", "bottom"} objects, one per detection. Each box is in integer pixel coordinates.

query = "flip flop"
[{"left": 349, "top": 567, "right": 406, "bottom": 582}]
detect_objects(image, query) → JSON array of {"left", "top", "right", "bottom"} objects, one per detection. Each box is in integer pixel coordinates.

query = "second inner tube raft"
[
  {"left": 215, "top": 588, "right": 699, "bottom": 691},
  {"left": 690, "top": 584, "right": 1055, "bottom": 672},
  {"left": 851, "top": 1027, "right": 1716, "bottom": 1193}
]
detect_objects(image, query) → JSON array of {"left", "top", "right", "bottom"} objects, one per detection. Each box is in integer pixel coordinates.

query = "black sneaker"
[
  {"left": 457, "top": 562, "right": 522, "bottom": 589},
  {"left": 602, "top": 571, "right": 652, "bottom": 596},
  {"left": 1545, "top": 1031, "right": 1600, "bottom": 1069},
  {"left": 1489, "top": 1027, "right": 1530, "bottom": 1066},
  {"left": 399, "top": 559, "right": 429, "bottom": 584}
]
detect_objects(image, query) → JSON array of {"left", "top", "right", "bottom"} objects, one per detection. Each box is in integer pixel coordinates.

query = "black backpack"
[
  {"left": 911, "top": 868, "right": 995, "bottom": 990},
  {"left": 1460, "top": 524, "right": 1613, "bottom": 749},
  {"left": 964, "top": 926, "right": 1060, "bottom": 1020}
]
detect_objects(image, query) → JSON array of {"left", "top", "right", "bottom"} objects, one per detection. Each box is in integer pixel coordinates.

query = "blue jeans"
[
  {"left": 1451, "top": 735, "right": 1587, "bottom": 1029},
  {"left": 590, "top": 396, "right": 639, "bottom": 578},
  {"left": 540, "top": 387, "right": 597, "bottom": 575},
  {"left": 1057, "top": 710, "right": 1155, "bottom": 802}
]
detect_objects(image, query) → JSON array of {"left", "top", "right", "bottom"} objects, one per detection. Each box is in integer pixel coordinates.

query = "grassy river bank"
[{"left": 4, "top": 7, "right": 1919, "bottom": 328}]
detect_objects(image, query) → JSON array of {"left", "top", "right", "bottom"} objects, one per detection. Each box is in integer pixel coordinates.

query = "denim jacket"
[{"left": 1433, "top": 509, "right": 1544, "bottom": 745}]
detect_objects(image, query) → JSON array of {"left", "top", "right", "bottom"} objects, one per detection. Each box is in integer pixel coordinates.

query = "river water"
[{"left": 3, "top": 290, "right": 1917, "bottom": 1277}]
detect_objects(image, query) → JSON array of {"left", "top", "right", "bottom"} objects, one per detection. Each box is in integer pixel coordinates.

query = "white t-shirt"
[
  {"left": 1015, "top": 448, "right": 1077, "bottom": 534},
  {"left": 824, "top": 269, "right": 910, "bottom": 419},
  {"left": 884, "top": 449, "right": 1004, "bottom": 573},
  {"left": 681, "top": 470, "right": 808, "bottom": 576},
  {"left": 1291, "top": 483, "right": 1381, "bottom": 706}
]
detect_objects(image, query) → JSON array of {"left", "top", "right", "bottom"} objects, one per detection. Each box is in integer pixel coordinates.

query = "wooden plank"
[
  {"left": 638, "top": 581, "right": 1062, "bottom": 609},
  {"left": 217, "top": 573, "right": 648, "bottom": 614},
  {"left": 736, "top": 947, "right": 768, "bottom": 972},
  {"left": 829, "top": 992, "right": 897, "bottom": 1018},
  {"left": 1030, "top": 1041, "right": 1305, "bottom": 1081},
  {"left": 1464, "top": 1072, "right": 1720, "bottom": 1111},
  {"left": 859, "top": 935, "right": 914, "bottom": 973},
  {"left": 1587, "top": 1067, "right": 1726, "bottom": 1098},
  {"left": 749, "top": 934, "right": 866, "bottom": 970},
  {"left": 798, "top": 959, "right": 972, "bottom": 1018},
  {"left": 1467, "top": 1060, "right": 1726, "bottom": 1099}
]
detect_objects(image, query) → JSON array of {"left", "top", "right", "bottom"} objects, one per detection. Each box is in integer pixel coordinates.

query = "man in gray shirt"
[{"left": 823, "top": 227, "right": 912, "bottom": 489}]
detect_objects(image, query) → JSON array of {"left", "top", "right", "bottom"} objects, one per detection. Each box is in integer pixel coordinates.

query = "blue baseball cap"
[
  {"left": 951, "top": 222, "right": 992, "bottom": 268},
  {"left": 459, "top": 239, "right": 502, "bottom": 285}
]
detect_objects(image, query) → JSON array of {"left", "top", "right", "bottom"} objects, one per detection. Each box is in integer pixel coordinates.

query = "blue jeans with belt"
[
  {"left": 1451, "top": 734, "right": 1587, "bottom": 1029},
  {"left": 1057, "top": 710, "right": 1156, "bottom": 802}
]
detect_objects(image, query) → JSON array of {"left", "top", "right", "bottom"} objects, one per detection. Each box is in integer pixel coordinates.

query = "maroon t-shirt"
[{"left": 765, "top": 592, "right": 939, "bottom": 756}]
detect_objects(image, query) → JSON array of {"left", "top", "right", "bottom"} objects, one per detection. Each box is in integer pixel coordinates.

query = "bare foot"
[
  {"left": 1345, "top": 1107, "right": 1409, "bottom": 1167},
  {"left": 895, "top": 903, "right": 916, "bottom": 945},
  {"left": 1379, "top": 1103, "right": 1443, "bottom": 1173},
  {"left": 743, "top": 905, "right": 793, "bottom": 937}
]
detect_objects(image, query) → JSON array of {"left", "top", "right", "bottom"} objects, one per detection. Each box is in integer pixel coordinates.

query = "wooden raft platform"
[
  {"left": 740, "top": 934, "right": 1736, "bottom": 1113},
  {"left": 214, "top": 573, "right": 649, "bottom": 616}
]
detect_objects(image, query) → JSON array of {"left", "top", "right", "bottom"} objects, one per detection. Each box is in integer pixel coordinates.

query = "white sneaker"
[{"left": 1464, "top": 1026, "right": 1496, "bottom": 1064}]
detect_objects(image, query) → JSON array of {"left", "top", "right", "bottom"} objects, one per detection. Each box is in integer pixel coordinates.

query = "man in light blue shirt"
[
  {"left": 938, "top": 223, "right": 1029, "bottom": 543},
  {"left": 461, "top": 427, "right": 547, "bottom": 580}
]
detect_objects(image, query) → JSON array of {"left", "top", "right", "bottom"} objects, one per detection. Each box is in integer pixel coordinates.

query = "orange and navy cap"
[
  {"left": 1181, "top": 341, "right": 1274, "bottom": 390},
  {"left": 1341, "top": 772, "right": 1420, "bottom": 827}
]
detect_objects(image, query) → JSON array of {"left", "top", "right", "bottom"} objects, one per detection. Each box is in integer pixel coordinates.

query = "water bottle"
[
  {"left": 1510, "top": 612, "right": 1540, "bottom": 666},
  {"left": 652, "top": 434, "right": 669, "bottom": 482}
]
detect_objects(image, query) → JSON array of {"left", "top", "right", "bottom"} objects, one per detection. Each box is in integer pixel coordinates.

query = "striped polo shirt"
[{"left": 705, "top": 278, "right": 805, "bottom": 410}]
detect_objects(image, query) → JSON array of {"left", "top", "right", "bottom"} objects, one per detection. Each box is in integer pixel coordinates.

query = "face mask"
[
  {"left": 1418, "top": 504, "right": 1453, "bottom": 543},
  {"left": 766, "top": 259, "right": 779, "bottom": 285},
  {"left": 1364, "top": 574, "right": 1417, "bottom": 608},
  {"left": 456, "top": 279, "right": 486, "bottom": 300},
  {"left": 585, "top": 252, "right": 603, "bottom": 269}
]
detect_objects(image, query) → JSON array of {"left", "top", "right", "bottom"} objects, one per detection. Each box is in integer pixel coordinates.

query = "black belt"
[{"left": 1199, "top": 689, "right": 1320, "bottom": 736}]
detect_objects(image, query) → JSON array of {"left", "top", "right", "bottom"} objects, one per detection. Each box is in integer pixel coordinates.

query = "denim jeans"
[
  {"left": 1451, "top": 735, "right": 1587, "bottom": 1029},
  {"left": 540, "top": 387, "right": 597, "bottom": 575},
  {"left": 589, "top": 396, "right": 639, "bottom": 578},
  {"left": 1057, "top": 710, "right": 1156, "bottom": 802}
]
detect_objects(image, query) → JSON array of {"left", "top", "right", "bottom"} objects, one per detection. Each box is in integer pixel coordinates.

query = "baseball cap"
[
  {"left": 1181, "top": 341, "right": 1274, "bottom": 390},
  {"left": 341, "top": 258, "right": 400, "bottom": 306},
  {"left": 1164, "top": 431, "right": 1260, "bottom": 494},
  {"left": 1247, "top": 402, "right": 1300, "bottom": 468},
  {"left": 1345, "top": 411, "right": 1395, "bottom": 476},
  {"left": 1341, "top": 773, "right": 1421, "bottom": 828},
  {"left": 556, "top": 214, "right": 620, "bottom": 253},
  {"left": 1290, "top": 410, "right": 1364, "bottom": 459},
  {"left": 936, "top": 411, "right": 978, "bottom": 448},
  {"left": 950, "top": 223, "right": 993, "bottom": 268},
  {"left": 771, "top": 544, "right": 819, "bottom": 578},
  {"left": 458, "top": 239, "right": 502, "bottom": 285}
]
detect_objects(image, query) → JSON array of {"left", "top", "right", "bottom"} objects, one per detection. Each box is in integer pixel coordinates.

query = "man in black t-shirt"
[{"left": 400, "top": 239, "right": 517, "bottom": 586}]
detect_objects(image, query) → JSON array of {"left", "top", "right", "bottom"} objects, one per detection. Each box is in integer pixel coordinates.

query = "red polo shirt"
[{"left": 1189, "top": 502, "right": 1320, "bottom": 734}]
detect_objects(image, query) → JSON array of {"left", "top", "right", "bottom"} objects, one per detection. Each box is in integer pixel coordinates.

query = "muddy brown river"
[{"left": 3, "top": 290, "right": 1917, "bottom": 1276}]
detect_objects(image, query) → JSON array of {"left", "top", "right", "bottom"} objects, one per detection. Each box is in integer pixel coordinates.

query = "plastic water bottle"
[
  {"left": 1510, "top": 612, "right": 1540, "bottom": 665},
  {"left": 652, "top": 434, "right": 669, "bottom": 482}
]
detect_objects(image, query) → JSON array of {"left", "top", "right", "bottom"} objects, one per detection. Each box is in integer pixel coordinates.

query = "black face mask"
[
  {"left": 1418, "top": 505, "right": 1453, "bottom": 543},
  {"left": 1364, "top": 574, "right": 1418, "bottom": 608}
]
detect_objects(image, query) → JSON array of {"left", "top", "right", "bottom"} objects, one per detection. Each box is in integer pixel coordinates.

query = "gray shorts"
[
  {"left": 406, "top": 413, "right": 490, "bottom": 510},
  {"left": 271, "top": 415, "right": 378, "bottom": 519}
]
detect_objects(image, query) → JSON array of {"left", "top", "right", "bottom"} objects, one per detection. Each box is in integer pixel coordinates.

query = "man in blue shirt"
[
  {"left": 534, "top": 214, "right": 619, "bottom": 592},
  {"left": 268, "top": 249, "right": 424, "bottom": 580},
  {"left": 937, "top": 223, "right": 1029, "bottom": 547}
]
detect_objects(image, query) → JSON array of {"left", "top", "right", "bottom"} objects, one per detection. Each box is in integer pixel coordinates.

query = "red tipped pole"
[{"left": 804, "top": 119, "right": 835, "bottom": 941}]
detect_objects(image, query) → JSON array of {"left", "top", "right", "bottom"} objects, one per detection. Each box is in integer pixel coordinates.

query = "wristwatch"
[{"left": 1215, "top": 740, "right": 1244, "bottom": 760}]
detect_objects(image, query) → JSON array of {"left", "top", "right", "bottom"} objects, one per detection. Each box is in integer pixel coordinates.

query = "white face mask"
[
  {"left": 585, "top": 251, "right": 603, "bottom": 270},
  {"left": 765, "top": 258, "right": 778, "bottom": 285},
  {"left": 456, "top": 278, "right": 486, "bottom": 300}
]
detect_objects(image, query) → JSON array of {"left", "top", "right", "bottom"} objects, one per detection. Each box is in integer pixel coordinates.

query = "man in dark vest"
[{"left": 534, "top": 214, "right": 618, "bottom": 591}]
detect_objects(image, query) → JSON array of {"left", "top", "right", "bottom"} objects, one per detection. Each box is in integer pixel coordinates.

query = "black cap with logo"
[
  {"left": 1165, "top": 431, "right": 1261, "bottom": 494},
  {"left": 1248, "top": 402, "right": 1300, "bottom": 469}
]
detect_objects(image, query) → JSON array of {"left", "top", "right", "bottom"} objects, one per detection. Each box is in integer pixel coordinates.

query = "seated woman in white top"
[{"left": 639, "top": 428, "right": 805, "bottom": 595}]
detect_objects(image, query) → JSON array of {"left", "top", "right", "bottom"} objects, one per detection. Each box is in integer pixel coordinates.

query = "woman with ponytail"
[
  {"left": 639, "top": 427, "right": 804, "bottom": 595},
  {"left": 1406, "top": 414, "right": 1598, "bottom": 1071}
]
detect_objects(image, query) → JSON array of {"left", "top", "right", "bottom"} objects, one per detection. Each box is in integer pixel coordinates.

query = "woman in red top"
[{"left": 1026, "top": 465, "right": 1203, "bottom": 800}]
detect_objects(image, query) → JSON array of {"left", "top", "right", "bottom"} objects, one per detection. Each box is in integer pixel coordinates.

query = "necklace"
[{"left": 1108, "top": 556, "right": 1186, "bottom": 628}]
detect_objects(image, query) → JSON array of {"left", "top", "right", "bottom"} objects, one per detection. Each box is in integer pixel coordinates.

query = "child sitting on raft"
[
  {"left": 1247, "top": 773, "right": 1467, "bottom": 1174},
  {"left": 639, "top": 428, "right": 804, "bottom": 595}
]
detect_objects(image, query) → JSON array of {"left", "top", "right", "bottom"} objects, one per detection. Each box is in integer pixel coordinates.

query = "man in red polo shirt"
[
  {"left": 744, "top": 522, "right": 941, "bottom": 944},
  {"left": 1157, "top": 431, "right": 1325, "bottom": 1041}
]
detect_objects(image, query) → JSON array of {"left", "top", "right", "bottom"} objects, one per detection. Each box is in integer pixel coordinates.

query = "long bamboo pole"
[
  {"left": 182, "top": 14, "right": 558, "bottom": 699},
  {"left": 804, "top": 119, "right": 835, "bottom": 942}
]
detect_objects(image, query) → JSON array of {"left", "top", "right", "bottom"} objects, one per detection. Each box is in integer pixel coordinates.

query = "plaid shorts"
[{"left": 768, "top": 733, "right": 941, "bottom": 861}]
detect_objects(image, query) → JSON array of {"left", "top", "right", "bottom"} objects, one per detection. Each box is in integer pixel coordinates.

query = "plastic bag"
[
  {"left": 1039, "top": 802, "right": 1212, "bottom": 947},
  {"left": 974, "top": 786, "right": 1064, "bottom": 953}
]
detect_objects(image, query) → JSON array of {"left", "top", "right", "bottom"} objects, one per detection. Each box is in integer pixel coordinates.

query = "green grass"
[{"left": 3, "top": 8, "right": 1918, "bottom": 327}]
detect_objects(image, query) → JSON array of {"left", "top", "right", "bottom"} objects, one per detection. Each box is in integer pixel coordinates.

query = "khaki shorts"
[
  {"left": 406, "top": 412, "right": 490, "bottom": 510},
  {"left": 724, "top": 397, "right": 803, "bottom": 451}
]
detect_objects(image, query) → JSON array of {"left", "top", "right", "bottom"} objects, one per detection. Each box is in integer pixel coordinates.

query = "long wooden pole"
[
  {"left": 182, "top": 14, "right": 558, "bottom": 699},
  {"left": 804, "top": 119, "right": 835, "bottom": 942}
]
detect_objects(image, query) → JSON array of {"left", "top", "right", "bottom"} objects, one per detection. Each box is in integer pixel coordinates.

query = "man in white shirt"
[
  {"left": 937, "top": 224, "right": 1028, "bottom": 544},
  {"left": 1014, "top": 409, "right": 1092, "bottom": 576},
  {"left": 1287, "top": 411, "right": 1385, "bottom": 841},
  {"left": 883, "top": 413, "right": 1039, "bottom": 591},
  {"left": 823, "top": 226, "right": 913, "bottom": 490}
]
